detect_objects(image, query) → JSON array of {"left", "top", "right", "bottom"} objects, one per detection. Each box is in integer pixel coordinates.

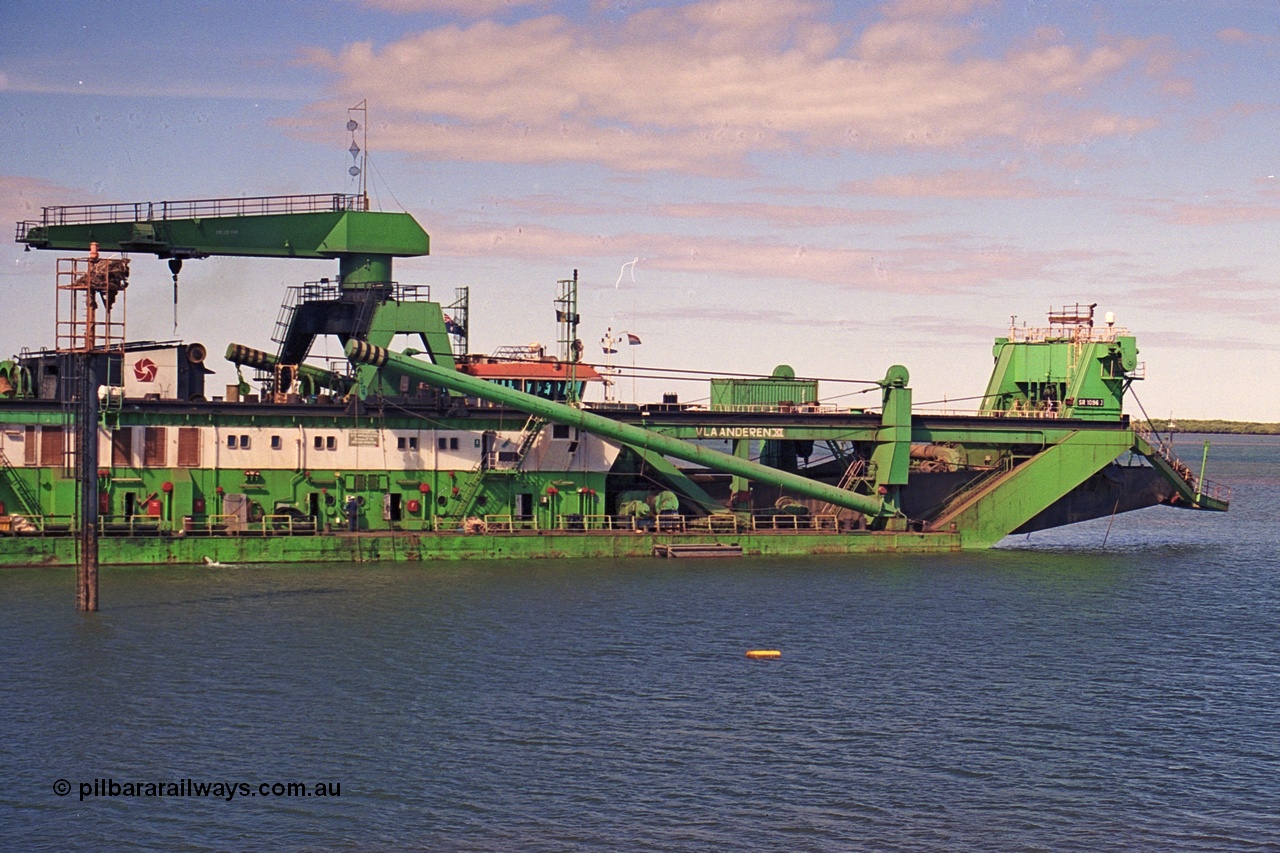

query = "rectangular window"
[
  {"left": 177, "top": 427, "right": 200, "bottom": 468},
  {"left": 39, "top": 426, "right": 64, "bottom": 467},
  {"left": 552, "top": 424, "right": 570, "bottom": 440},
  {"left": 438, "top": 437, "right": 447, "bottom": 450},
  {"left": 326, "top": 436, "right": 336, "bottom": 450},
  {"left": 112, "top": 427, "right": 133, "bottom": 467},
  {"left": 314, "top": 435, "right": 323, "bottom": 450},
  {"left": 227, "top": 435, "right": 238, "bottom": 449},
  {"left": 239, "top": 434, "right": 251, "bottom": 450},
  {"left": 409, "top": 436, "right": 418, "bottom": 450},
  {"left": 449, "top": 437, "right": 459, "bottom": 450},
  {"left": 397, "top": 436, "right": 406, "bottom": 450},
  {"left": 271, "top": 435, "right": 282, "bottom": 450},
  {"left": 143, "top": 427, "right": 167, "bottom": 466}
]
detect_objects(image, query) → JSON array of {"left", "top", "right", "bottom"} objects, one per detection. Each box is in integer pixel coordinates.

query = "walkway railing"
[
  {"left": 24, "top": 193, "right": 365, "bottom": 230},
  {"left": 1133, "top": 425, "right": 1232, "bottom": 504}
]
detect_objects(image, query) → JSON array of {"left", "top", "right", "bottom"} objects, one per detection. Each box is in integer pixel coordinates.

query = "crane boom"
[{"left": 15, "top": 192, "right": 430, "bottom": 286}]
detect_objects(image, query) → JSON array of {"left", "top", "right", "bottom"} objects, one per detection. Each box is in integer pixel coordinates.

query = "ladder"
[
  {"left": 817, "top": 458, "right": 868, "bottom": 516},
  {"left": 444, "top": 416, "right": 547, "bottom": 521},
  {"left": 0, "top": 446, "right": 42, "bottom": 518}
]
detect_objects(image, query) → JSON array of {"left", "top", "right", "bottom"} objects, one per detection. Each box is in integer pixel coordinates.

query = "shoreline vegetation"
[{"left": 1148, "top": 419, "right": 1280, "bottom": 436}]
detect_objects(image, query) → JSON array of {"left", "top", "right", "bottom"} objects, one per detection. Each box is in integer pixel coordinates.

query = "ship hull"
[{"left": 0, "top": 528, "right": 966, "bottom": 568}]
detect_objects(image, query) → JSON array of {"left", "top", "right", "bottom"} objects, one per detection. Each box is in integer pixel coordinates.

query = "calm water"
[{"left": 2, "top": 434, "right": 1278, "bottom": 851}]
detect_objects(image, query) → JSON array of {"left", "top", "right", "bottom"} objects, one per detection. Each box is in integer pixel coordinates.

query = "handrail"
[
  {"left": 1133, "top": 425, "right": 1233, "bottom": 504},
  {"left": 26, "top": 193, "right": 365, "bottom": 228}
]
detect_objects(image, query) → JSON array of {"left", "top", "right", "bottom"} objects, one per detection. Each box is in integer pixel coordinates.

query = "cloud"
[
  {"left": 358, "top": 0, "right": 549, "bottom": 13},
  {"left": 845, "top": 166, "right": 1071, "bottom": 199},
  {"left": 1124, "top": 266, "right": 1280, "bottom": 325},
  {"left": 652, "top": 201, "right": 918, "bottom": 227},
  {"left": 1136, "top": 193, "right": 1280, "bottom": 226},
  {"left": 433, "top": 218, "right": 1109, "bottom": 293},
  {"left": 0, "top": 175, "right": 80, "bottom": 226},
  {"left": 497, "top": 194, "right": 918, "bottom": 227},
  {"left": 292, "top": 0, "right": 1169, "bottom": 173},
  {"left": 1141, "top": 330, "right": 1280, "bottom": 353},
  {"left": 1217, "top": 27, "right": 1280, "bottom": 47},
  {"left": 1188, "top": 101, "right": 1276, "bottom": 143}
]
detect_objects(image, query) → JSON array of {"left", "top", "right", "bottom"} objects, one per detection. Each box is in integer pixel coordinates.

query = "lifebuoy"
[{"left": 248, "top": 502, "right": 265, "bottom": 522}]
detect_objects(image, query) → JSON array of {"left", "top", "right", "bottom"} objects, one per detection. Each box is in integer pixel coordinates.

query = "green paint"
[{"left": 348, "top": 340, "right": 897, "bottom": 521}]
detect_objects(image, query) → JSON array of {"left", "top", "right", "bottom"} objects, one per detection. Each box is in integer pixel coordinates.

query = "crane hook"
[{"left": 168, "top": 258, "right": 183, "bottom": 333}]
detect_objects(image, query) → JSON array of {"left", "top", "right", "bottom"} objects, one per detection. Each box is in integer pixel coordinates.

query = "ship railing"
[
  {"left": 261, "top": 514, "right": 318, "bottom": 535},
  {"left": 926, "top": 457, "right": 1018, "bottom": 528},
  {"left": 1006, "top": 325, "right": 1131, "bottom": 344},
  {"left": 1195, "top": 478, "right": 1233, "bottom": 503},
  {"left": 708, "top": 403, "right": 848, "bottom": 415},
  {"left": 749, "top": 514, "right": 839, "bottom": 532},
  {"left": 179, "top": 515, "right": 230, "bottom": 536},
  {"left": 100, "top": 514, "right": 168, "bottom": 536},
  {"left": 575, "top": 513, "right": 688, "bottom": 532},
  {"left": 0, "top": 513, "right": 77, "bottom": 535},
  {"left": 26, "top": 193, "right": 365, "bottom": 228},
  {"left": 1133, "top": 424, "right": 1233, "bottom": 504},
  {"left": 683, "top": 513, "right": 743, "bottom": 533},
  {"left": 552, "top": 514, "right": 635, "bottom": 531},
  {"left": 912, "top": 406, "right": 1081, "bottom": 419},
  {"left": 482, "top": 514, "right": 539, "bottom": 533},
  {"left": 176, "top": 514, "right": 317, "bottom": 536}
]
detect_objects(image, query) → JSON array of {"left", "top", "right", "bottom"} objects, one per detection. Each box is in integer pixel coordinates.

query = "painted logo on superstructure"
[{"left": 133, "top": 358, "right": 158, "bottom": 382}]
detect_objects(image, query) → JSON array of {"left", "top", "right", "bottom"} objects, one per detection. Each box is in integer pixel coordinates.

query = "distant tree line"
[{"left": 1162, "top": 419, "right": 1280, "bottom": 435}]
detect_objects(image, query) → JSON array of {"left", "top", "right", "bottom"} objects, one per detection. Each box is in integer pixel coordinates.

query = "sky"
[{"left": 1, "top": 0, "right": 1278, "bottom": 421}]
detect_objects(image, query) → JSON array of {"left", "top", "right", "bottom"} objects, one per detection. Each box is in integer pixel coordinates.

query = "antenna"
[
  {"left": 600, "top": 327, "right": 621, "bottom": 403},
  {"left": 347, "top": 100, "right": 368, "bottom": 209}
]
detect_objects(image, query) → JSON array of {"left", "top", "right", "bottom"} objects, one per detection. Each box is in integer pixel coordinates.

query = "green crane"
[
  {"left": 16, "top": 193, "right": 430, "bottom": 287},
  {"left": 17, "top": 193, "right": 455, "bottom": 395}
]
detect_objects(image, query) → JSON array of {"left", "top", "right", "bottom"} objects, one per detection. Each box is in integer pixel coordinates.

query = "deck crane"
[{"left": 16, "top": 193, "right": 459, "bottom": 395}]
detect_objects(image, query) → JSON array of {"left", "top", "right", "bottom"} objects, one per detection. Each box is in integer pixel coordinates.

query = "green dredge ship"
[{"left": 2, "top": 190, "right": 1228, "bottom": 568}]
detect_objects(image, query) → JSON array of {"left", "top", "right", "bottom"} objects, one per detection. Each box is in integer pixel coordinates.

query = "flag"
[
  {"left": 626, "top": 333, "right": 642, "bottom": 345},
  {"left": 555, "top": 309, "right": 581, "bottom": 324},
  {"left": 443, "top": 314, "right": 465, "bottom": 336},
  {"left": 602, "top": 345, "right": 617, "bottom": 354}
]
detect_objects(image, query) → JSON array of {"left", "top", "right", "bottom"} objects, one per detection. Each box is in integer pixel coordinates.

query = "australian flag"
[{"left": 443, "top": 314, "right": 465, "bottom": 336}]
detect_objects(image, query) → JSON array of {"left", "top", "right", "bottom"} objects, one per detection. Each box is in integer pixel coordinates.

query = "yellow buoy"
[{"left": 745, "top": 649, "right": 782, "bottom": 659}]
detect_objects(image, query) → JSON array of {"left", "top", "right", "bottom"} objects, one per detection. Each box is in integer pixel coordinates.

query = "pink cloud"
[
  {"left": 652, "top": 201, "right": 918, "bottom": 227},
  {"left": 1162, "top": 201, "right": 1280, "bottom": 226},
  {"left": 1217, "top": 27, "right": 1280, "bottom": 47},
  {"left": 844, "top": 167, "right": 1070, "bottom": 199},
  {"left": 292, "top": 0, "right": 1169, "bottom": 173},
  {"left": 433, "top": 219, "right": 1106, "bottom": 294},
  {"left": 0, "top": 175, "right": 80, "bottom": 228},
  {"left": 1126, "top": 269, "right": 1280, "bottom": 326},
  {"left": 356, "top": 0, "right": 550, "bottom": 14},
  {"left": 441, "top": 193, "right": 917, "bottom": 227}
]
